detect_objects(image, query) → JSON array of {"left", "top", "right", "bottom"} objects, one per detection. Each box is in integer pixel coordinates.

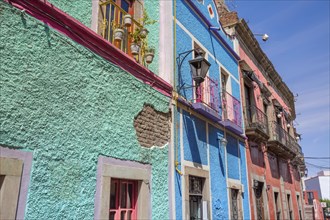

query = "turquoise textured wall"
[
  {"left": 0, "top": 2, "right": 169, "bottom": 219},
  {"left": 47, "top": 0, "right": 92, "bottom": 26}
]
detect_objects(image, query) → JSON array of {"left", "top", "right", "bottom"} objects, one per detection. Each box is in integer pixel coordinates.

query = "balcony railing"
[
  {"left": 195, "top": 76, "right": 220, "bottom": 113},
  {"left": 269, "top": 122, "right": 301, "bottom": 155},
  {"left": 245, "top": 104, "right": 269, "bottom": 135},
  {"left": 270, "top": 122, "right": 289, "bottom": 146},
  {"left": 222, "top": 91, "right": 242, "bottom": 128},
  {"left": 99, "top": 0, "right": 149, "bottom": 65}
]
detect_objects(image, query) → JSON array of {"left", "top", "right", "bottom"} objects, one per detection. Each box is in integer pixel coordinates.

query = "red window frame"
[{"left": 109, "top": 179, "right": 138, "bottom": 220}]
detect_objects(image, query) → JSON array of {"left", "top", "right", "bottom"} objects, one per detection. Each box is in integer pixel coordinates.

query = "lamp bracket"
[
  {"left": 176, "top": 49, "right": 203, "bottom": 93},
  {"left": 176, "top": 49, "right": 203, "bottom": 70},
  {"left": 177, "top": 83, "right": 196, "bottom": 93}
]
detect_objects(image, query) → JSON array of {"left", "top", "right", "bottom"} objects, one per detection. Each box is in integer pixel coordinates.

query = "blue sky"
[{"left": 231, "top": 0, "right": 330, "bottom": 176}]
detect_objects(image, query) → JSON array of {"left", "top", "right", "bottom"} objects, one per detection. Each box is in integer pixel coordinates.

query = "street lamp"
[
  {"left": 176, "top": 49, "right": 211, "bottom": 92},
  {"left": 189, "top": 54, "right": 211, "bottom": 87},
  {"left": 219, "top": 137, "right": 228, "bottom": 148},
  {"left": 254, "top": 33, "right": 269, "bottom": 42}
]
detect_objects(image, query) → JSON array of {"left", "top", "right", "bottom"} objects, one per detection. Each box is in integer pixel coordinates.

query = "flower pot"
[
  {"left": 130, "top": 43, "right": 140, "bottom": 55},
  {"left": 139, "top": 28, "right": 149, "bottom": 39},
  {"left": 114, "top": 28, "right": 124, "bottom": 42},
  {"left": 123, "top": 14, "right": 132, "bottom": 27},
  {"left": 145, "top": 52, "right": 154, "bottom": 64}
]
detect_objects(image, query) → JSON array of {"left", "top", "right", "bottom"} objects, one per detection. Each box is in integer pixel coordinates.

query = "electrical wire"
[
  {"left": 305, "top": 161, "right": 330, "bottom": 170},
  {"left": 305, "top": 157, "right": 330, "bottom": 159}
]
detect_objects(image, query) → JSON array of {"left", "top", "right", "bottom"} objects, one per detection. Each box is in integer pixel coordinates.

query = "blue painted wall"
[
  {"left": 182, "top": 110, "right": 208, "bottom": 165},
  {"left": 175, "top": 0, "right": 239, "bottom": 83},
  {"left": 240, "top": 141, "right": 251, "bottom": 219},
  {"left": 227, "top": 134, "right": 240, "bottom": 180},
  {"left": 209, "top": 125, "right": 229, "bottom": 219},
  {"left": 188, "top": 0, "right": 233, "bottom": 46},
  {"left": 173, "top": 0, "right": 250, "bottom": 219}
]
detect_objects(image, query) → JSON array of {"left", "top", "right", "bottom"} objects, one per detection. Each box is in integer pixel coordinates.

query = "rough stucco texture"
[
  {"left": 47, "top": 0, "right": 92, "bottom": 27},
  {"left": 0, "top": 3, "right": 169, "bottom": 219}
]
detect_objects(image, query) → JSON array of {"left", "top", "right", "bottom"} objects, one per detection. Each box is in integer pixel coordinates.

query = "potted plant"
[
  {"left": 113, "top": 23, "right": 125, "bottom": 42},
  {"left": 139, "top": 28, "right": 149, "bottom": 39},
  {"left": 144, "top": 46, "right": 155, "bottom": 64},
  {"left": 123, "top": 14, "right": 132, "bottom": 27},
  {"left": 130, "top": 28, "right": 142, "bottom": 55}
]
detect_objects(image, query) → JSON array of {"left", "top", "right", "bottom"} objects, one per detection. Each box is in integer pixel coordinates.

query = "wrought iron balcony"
[
  {"left": 222, "top": 91, "right": 243, "bottom": 133},
  {"left": 99, "top": 0, "right": 153, "bottom": 65},
  {"left": 190, "top": 76, "right": 221, "bottom": 122},
  {"left": 268, "top": 122, "right": 301, "bottom": 159},
  {"left": 244, "top": 105, "right": 269, "bottom": 142},
  {"left": 195, "top": 76, "right": 220, "bottom": 111}
]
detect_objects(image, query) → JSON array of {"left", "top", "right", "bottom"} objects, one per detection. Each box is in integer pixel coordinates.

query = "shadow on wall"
[{"left": 183, "top": 113, "right": 204, "bottom": 167}]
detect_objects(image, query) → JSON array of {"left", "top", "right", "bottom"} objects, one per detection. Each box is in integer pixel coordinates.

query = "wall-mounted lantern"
[
  {"left": 219, "top": 137, "right": 228, "bottom": 148},
  {"left": 176, "top": 49, "right": 211, "bottom": 93},
  {"left": 253, "top": 33, "right": 269, "bottom": 42},
  {"left": 189, "top": 54, "right": 211, "bottom": 87}
]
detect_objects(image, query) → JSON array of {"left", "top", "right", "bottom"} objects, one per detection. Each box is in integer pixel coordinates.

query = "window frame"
[
  {"left": 227, "top": 179, "right": 243, "bottom": 220},
  {"left": 184, "top": 166, "right": 210, "bottom": 220},
  {"left": 94, "top": 156, "right": 151, "bottom": 220},
  {"left": 0, "top": 147, "right": 33, "bottom": 220},
  {"left": 272, "top": 187, "right": 283, "bottom": 220},
  {"left": 286, "top": 192, "right": 294, "bottom": 220}
]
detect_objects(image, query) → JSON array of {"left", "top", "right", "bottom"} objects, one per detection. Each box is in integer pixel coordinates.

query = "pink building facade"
[{"left": 218, "top": 7, "right": 306, "bottom": 220}]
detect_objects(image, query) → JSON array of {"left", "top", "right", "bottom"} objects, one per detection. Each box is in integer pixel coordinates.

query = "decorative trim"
[{"left": 6, "top": 0, "right": 172, "bottom": 97}]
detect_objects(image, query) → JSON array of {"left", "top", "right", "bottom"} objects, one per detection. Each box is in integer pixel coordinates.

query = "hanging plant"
[
  {"left": 144, "top": 47, "right": 155, "bottom": 64},
  {"left": 139, "top": 28, "right": 149, "bottom": 39},
  {"left": 130, "top": 28, "right": 142, "bottom": 56},
  {"left": 123, "top": 14, "right": 132, "bottom": 27},
  {"left": 113, "top": 23, "right": 125, "bottom": 42},
  {"left": 130, "top": 43, "right": 140, "bottom": 55}
]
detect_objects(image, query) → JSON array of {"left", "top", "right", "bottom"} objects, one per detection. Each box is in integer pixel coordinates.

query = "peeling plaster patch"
[{"left": 134, "top": 104, "right": 170, "bottom": 148}]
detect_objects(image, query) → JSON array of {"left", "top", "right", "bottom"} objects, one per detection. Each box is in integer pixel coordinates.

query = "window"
[
  {"left": 189, "top": 176, "right": 204, "bottom": 220},
  {"left": 192, "top": 43, "right": 219, "bottom": 111},
  {"left": 307, "top": 192, "right": 314, "bottom": 205},
  {"left": 230, "top": 189, "right": 240, "bottom": 220},
  {"left": 193, "top": 44, "right": 206, "bottom": 103},
  {"left": 287, "top": 194, "right": 293, "bottom": 220},
  {"left": 297, "top": 194, "right": 302, "bottom": 220},
  {"left": 227, "top": 179, "right": 243, "bottom": 220},
  {"left": 274, "top": 192, "right": 281, "bottom": 220},
  {"left": 184, "top": 167, "right": 210, "bottom": 220},
  {"left": 254, "top": 181, "right": 265, "bottom": 220},
  {"left": 244, "top": 84, "right": 253, "bottom": 123},
  {"left": 0, "top": 147, "right": 33, "bottom": 220},
  {"left": 95, "top": 156, "right": 151, "bottom": 220},
  {"left": 109, "top": 179, "right": 138, "bottom": 220}
]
